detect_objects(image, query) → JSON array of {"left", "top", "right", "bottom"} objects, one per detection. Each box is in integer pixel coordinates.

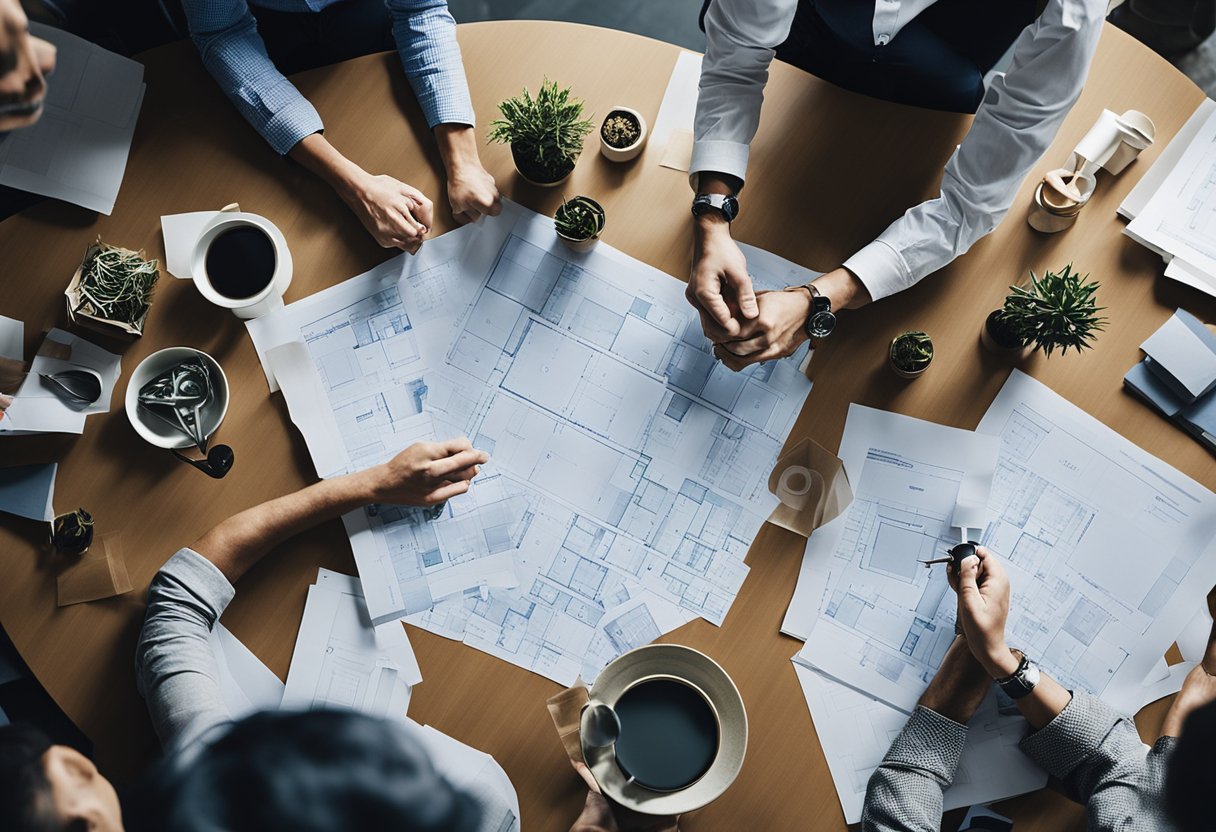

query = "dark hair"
[
  {"left": 128, "top": 709, "right": 482, "bottom": 832},
  {"left": 1166, "top": 699, "right": 1216, "bottom": 832},
  {"left": 0, "top": 723, "right": 61, "bottom": 832}
]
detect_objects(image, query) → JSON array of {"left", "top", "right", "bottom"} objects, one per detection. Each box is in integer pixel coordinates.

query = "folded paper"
[
  {"left": 766, "top": 437, "right": 852, "bottom": 538},
  {"left": 57, "top": 531, "right": 134, "bottom": 606}
]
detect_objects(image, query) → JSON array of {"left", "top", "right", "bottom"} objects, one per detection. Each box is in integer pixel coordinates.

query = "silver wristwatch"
[{"left": 994, "top": 650, "right": 1040, "bottom": 700}]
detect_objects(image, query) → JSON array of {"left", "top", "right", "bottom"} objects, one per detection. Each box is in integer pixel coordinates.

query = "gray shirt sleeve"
[
  {"left": 1018, "top": 691, "right": 1176, "bottom": 832},
  {"left": 134, "top": 547, "right": 236, "bottom": 755},
  {"left": 862, "top": 705, "right": 968, "bottom": 832}
]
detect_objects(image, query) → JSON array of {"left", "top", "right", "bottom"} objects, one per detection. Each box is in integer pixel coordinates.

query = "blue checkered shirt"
[{"left": 181, "top": 0, "right": 475, "bottom": 154}]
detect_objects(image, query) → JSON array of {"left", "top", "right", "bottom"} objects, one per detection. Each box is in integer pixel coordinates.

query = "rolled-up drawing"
[{"left": 766, "top": 437, "right": 852, "bottom": 538}]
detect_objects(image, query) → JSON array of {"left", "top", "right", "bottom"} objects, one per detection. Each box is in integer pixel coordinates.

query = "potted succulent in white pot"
[
  {"left": 599, "top": 106, "right": 648, "bottom": 162},
  {"left": 982, "top": 265, "right": 1107, "bottom": 357},
  {"left": 554, "top": 196, "right": 606, "bottom": 252},
  {"left": 889, "top": 331, "right": 934, "bottom": 379},
  {"left": 489, "top": 79, "right": 593, "bottom": 187}
]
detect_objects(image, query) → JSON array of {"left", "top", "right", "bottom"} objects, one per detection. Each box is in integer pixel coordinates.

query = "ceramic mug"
[{"left": 190, "top": 212, "right": 292, "bottom": 320}]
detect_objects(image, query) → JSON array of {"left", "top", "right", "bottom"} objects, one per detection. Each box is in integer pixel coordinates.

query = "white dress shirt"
[{"left": 692, "top": 0, "right": 1107, "bottom": 301}]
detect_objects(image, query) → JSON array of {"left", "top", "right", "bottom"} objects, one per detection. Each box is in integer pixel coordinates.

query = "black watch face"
[
  {"left": 807, "top": 310, "right": 836, "bottom": 339},
  {"left": 721, "top": 196, "right": 739, "bottom": 222}
]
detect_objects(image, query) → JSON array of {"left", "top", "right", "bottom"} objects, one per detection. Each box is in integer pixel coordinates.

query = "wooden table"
[{"left": 1, "top": 20, "right": 1212, "bottom": 832}]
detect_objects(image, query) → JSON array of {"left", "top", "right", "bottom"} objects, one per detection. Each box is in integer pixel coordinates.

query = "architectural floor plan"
[{"left": 248, "top": 201, "right": 813, "bottom": 683}]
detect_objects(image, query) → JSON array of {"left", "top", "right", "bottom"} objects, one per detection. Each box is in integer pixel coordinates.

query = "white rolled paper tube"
[{"left": 777, "top": 465, "right": 814, "bottom": 511}]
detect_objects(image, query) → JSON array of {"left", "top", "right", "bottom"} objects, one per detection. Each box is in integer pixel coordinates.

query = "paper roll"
[{"left": 777, "top": 465, "right": 815, "bottom": 510}]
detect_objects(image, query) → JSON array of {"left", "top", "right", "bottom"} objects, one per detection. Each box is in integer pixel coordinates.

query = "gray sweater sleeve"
[
  {"left": 862, "top": 705, "right": 968, "bottom": 832},
  {"left": 134, "top": 548, "right": 236, "bottom": 755},
  {"left": 1018, "top": 691, "right": 1176, "bottom": 831}
]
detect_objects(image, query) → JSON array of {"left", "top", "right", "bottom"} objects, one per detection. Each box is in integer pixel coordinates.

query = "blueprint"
[
  {"left": 788, "top": 373, "right": 1216, "bottom": 716},
  {"left": 281, "top": 570, "right": 421, "bottom": 720},
  {"left": 792, "top": 661, "right": 1046, "bottom": 824},
  {"left": 248, "top": 200, "right": 813, "bottom": 682},
  {"left": 789, "top": 406, "right": 1000, "bottom": 710}
]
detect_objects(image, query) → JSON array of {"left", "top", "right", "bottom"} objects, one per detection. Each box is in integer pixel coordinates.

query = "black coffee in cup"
[
  {"left": 205, "top": 225, "right": 276, "bottom": 300},
  {"left": 613, "top": 678, "right": 719, "bottom": 791}
]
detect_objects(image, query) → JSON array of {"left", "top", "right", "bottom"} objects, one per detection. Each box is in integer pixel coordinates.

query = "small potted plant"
[
  {"left": 489, "top": 79, "right": 594, "bottom": 187},
  {"left": 51, "top": 508, "right": 94, "bottom": 555},
  {"left": 65, "top": 240, "right": 159, "bottom": 338},
  {"left": 889, "top": 331, "right": 934, "bottom": 379},
  {"left": 599, "top": 106, "right": 648, "bottom": 162},
  {"left": 554, "top": 196, "right": 606, "bottom": 251},
  {"left": 982, "top": 265, "right": 1107, "bottom": 357}
]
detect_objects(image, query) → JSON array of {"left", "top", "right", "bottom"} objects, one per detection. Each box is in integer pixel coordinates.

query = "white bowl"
[{"left": 125, "top": 347, "right": 229, "bottom": 450}]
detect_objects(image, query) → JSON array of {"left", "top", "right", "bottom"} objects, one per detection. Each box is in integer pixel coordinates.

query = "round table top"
[{"left": 1, "top": 19, "right": 1212, "bottom": 832}]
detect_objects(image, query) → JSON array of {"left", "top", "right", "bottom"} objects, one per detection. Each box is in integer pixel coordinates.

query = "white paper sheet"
[
  {"left": 0, "top": 24, "right": 143, "bottom": 214},
  {"left": 0, "top": 315, "right": 22, "bottom": 360},
  {"left": 1139, "top": 311, "right": 1216, "bottom": 400},
  {"left": 1119, "top": 98, "right": 1216, "bottom": 221},
  {"left": 1139, "top": 661, "right": 1196, "bottom": 710},
  {"left": 650, "top": 51, "right": 702, "bottom": 173},
  {"left": 0, "top": 329, "right": 121, "bottom": 435},
  {"left": 1176, "top": 607, "right": 1213, "bottom": 664},
  {"left": 161, "top": 211, "right": 221, "bottom": 279},
  {"left": 793, "top": 662, "right": 1046, "bottom": 824},
  {"left": 1126, "top": 109, "right": 1216, "bottom": 277},
  {"left": 208, "top": 622, "right": 285, "bottom": 719},
  {"left": 1164, "top": 257, "right": 1216, "bottom": 298},
  {"left": 789, "top": 405, "right": 1000, "bottom": 709},
  {"left": 282, "top": 570, "right": 419, "bottom": 721},
  {"left": 409, "top": 721, "right": 521, "bottom": 831},
  {"left": 0, "top": 462, "right": 56, "bottom": 522}
]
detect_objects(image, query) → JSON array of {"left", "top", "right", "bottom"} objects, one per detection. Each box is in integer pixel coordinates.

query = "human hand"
[
  {"left": 342, "top": 171, "right": 433, "bottom": 252},
  {"left": 712, "top": 289, "right": 810, "bottom": 371},
  {"left": 448, "top": 162, "right": 502, "bottom": 224},
  {"left": 1162, "top": 662, "right": 1216, "bottom": 737},
  {"left": 570, "top": 760, "right": 679, "bottom": 832},
  {"left": 688, "top": 220, "right": 757, "bottom": 339},
  {"left": 948, "top": 546, "right": 1017, "bottom": 677},
  {"left": 364, "top": 438, "right": 488, "bottom": 506}
]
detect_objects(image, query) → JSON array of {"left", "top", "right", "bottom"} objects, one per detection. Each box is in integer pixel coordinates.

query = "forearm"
[
  {"left": 980, "top": 648, "right": 1071, "bottom": 730},
  {"left": 192, "top": 471, "right": 376, "bottom": 583},
  {"left": 288, "top": 133, "right": 364, "bottom": 197},
  {"left": 918, "top": 637, "right": 991, "bottom": 723},
  {"left": 434, "top": 124, "right": 482, "bottom": 179}
]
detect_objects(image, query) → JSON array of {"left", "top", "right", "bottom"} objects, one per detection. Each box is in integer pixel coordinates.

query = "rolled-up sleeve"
[
  {"left": 387, "top": 0, "right": 476, "bottom": 128},
  {"left": 135, "top": 548, "right": 236, "bottom": 754},
  {"left": 180, "top": 0, "right": 324, "bottom": 154},
  {"left": 843, "top": 0, "right": 1106, "bottom": 301},
  {"left": 690, "top": 0, "right": 799, "bottom": 186},
  {"left": 1018, "top": 691, "right": 1174, "bottom": 831},
  {"left": 862, "top": 706, "right": 967, "bottom": 832}
]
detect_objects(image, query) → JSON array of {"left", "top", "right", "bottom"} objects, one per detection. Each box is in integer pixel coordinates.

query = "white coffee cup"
[{"left": 190, "top": 212, "right": 292, "bottom": 320}]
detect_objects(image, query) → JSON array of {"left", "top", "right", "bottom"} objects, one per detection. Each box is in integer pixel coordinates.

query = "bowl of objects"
[{"left": 125, "top": 347, "right": 229, "bottom": 450}]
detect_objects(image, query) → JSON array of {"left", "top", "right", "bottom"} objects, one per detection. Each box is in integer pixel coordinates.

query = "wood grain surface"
[{"left": 0, "top": 20, "right": 1212, "bottom": 831}]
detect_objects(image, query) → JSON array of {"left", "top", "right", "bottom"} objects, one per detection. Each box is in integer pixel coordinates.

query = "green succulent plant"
[
  {"left": 998, "top": 265, "right": 1107, "bottom": 356},
  {"left": 489, "top": 79, "right": 593, "bottom": 179},
  {"left": 554, "top": 196, "right": 605, "bottom": 241},
  {"left": 890, "top": 331, "right": 934, "bottom": 371}
]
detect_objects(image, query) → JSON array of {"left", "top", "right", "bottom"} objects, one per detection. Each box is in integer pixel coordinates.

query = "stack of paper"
[
  {"left": 282, "top": 569, "right": 422, "bottom": 721},
  {"left": 0, "top": 24, "right": 145, "bottom": 215},
  {"left": 246, "top": 199, "right": 814, "bottom": 686},
  {"left": 0, "top": 329, "right": 122, "bottom": 436},
  {"left": 1122, "top": 100, "right": 1216, "bottom": 296},
  {"left": 783, "top": 372, "right": 1216, "bottom": 822},
  {"left": 1124, "top": 308, "right": 1216, "bottom": 453},
  {"left": 0, "top": 463, "right": 56, "bottom": 522}
]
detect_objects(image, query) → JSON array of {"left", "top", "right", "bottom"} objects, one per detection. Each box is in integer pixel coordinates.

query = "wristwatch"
[
  {"left": 783, "top": 281, "right": 837, "bottom": 339},
  {"left": 994, "top": 650, "right": 1041, "bottom": 700},
  {"left": 692, "top": 193, "right": 740, "bottom": 223}
]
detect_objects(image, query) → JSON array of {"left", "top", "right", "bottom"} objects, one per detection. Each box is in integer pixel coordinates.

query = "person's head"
[
  {"left": 0, "top": 0, "right": 56, "bottom": 132},
  {"left": 1166, "top": 698, "right": 1216, "bottom": 832},
  {"left": 129, "top": 709, "right": 481, "bottom": 832},
  {"left": 0, "top": 723, "right": 123, "bottom": 832}
]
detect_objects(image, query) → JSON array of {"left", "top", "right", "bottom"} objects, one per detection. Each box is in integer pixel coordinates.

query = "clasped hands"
[{"left": 689, "top": 219, "right": 866, "bottom": 371}]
